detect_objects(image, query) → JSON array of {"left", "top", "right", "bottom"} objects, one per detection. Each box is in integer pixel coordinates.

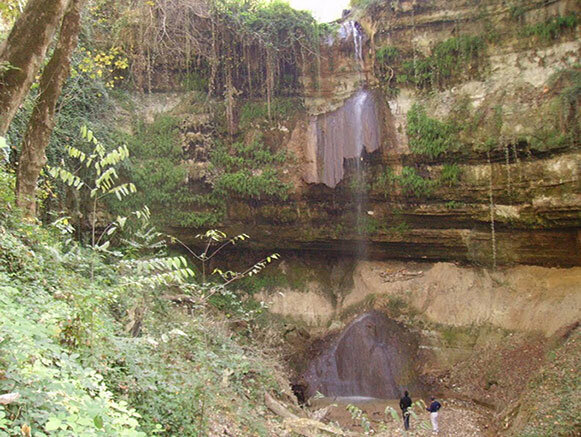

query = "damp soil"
[{"left": 309, "top": 396, "right": 497, "bottom": 436}]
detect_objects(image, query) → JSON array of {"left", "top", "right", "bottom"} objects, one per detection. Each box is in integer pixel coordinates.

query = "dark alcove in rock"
[{"left": 303, "top": 311, "right": 422, "bottom": 399}]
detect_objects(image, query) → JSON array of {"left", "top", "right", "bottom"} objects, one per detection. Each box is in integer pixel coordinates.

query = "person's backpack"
[{"left": 433, "top": 401, "right": 441, "bottom": 411}]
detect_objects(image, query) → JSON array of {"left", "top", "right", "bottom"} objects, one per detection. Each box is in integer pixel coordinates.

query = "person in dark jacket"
[
  {"left": 399, "top": 390, "right": 412, "bottom": 430},
  {"left": 426, "top": 396, "right": 442, "bottom": 433}
]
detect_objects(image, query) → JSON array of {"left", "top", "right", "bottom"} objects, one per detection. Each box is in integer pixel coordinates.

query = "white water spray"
[{"left": 339, "top": 21, "right": 363, "bottom": 62}]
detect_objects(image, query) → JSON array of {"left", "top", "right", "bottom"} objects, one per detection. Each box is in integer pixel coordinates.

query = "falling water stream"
[
  {"left": 352, "top": 91, "right": 370, "bottom": 258},
  {"left": 300, "top": 21, "right": 417, "bottom": 405},
  {"left": 338, "top": 20, "right": 364, "bottom": 62}
]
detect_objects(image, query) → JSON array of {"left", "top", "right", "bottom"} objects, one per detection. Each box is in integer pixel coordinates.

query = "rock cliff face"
[
  {"left": 303, "top": 311, "right": 421, "bottom": 398},
  {"left": 187, "top": 0, "right": 579, "bottom": 267}
]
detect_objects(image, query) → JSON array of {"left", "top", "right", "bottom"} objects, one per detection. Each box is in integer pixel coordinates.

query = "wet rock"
[{"left": 304, "top": 311, "right": 421, "bottom": 399}]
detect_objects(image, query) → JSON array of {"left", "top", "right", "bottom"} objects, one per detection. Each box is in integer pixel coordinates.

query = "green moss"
[
  {"left": 388, "top": 220, "right": 410, "bottom": 235},
  {"left": 349, "top": 0, "right": 382, "bottom": 10},
  {"left": 258, "top": 205, "right": 298, "bottom": 224},
  {"left": 355, "top": 215, "right": 381, "bottom": 235}
]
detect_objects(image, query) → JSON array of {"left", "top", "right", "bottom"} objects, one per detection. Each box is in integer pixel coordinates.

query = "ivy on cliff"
[
  {"left": 211, "top": 135, "right": 292, "bottom": 201},
  {"left": 376, "top": 35, "right": 486, "bottom": 90},
  {"left": 406, "top": 103, "right": 458, "bottom": 158}
]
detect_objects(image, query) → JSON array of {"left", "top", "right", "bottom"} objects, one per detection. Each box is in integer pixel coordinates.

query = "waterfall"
[
  {"left": 308, "top": 89, "right": 381, "bottom": 188},
  {"left": 352, "top": 91, "right": 368, "bottom": 257},
  {"left": 339, "top": 20, "right": 363, "bottom": 62}
]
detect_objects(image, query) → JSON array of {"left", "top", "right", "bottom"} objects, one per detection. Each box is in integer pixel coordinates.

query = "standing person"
[
  {"left": 426, "top": 396, "right": 442, "bottom": 434},
  {"left": 399, "top": 390, "right": 412, "bottom": 430}
]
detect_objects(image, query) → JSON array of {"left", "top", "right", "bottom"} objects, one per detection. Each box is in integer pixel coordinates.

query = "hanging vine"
[{"left": 109, "top": 0, "right": 321, "bottom": 103}]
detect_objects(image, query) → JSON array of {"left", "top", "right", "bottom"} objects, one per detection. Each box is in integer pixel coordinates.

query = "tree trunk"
[
  {"left": 0, "top": 0, "right": 71, "bottom": 135},
  {"left": 15, "top": 0, "right": 82, "bottom": 217}
]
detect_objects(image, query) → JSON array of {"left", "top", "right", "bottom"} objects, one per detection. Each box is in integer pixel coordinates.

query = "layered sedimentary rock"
[{"left": 167, "top": 0, "right": 580, "bottom": 267}]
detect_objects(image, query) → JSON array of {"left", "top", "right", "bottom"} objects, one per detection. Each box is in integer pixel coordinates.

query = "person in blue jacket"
[{"left": 426, "top": 396, "right": 441, "bottom": 433}]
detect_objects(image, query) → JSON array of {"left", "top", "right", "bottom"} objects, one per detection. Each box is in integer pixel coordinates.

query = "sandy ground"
[{"left": 310, "top": 397, "right": 496, "bottom": 436}]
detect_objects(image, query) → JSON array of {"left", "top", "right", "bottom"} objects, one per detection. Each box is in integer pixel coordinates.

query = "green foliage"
[
  {"left": 120, "top": 115, "right": 213, "bottom": 226},
  {"left": 355, "top": 215, "right": 380, "bottom": 235},
  {"left": 0, "top": 0, "right": 22, "bottom": 24},
  {"left": 214, "top": 169, "right": 291, "bottom": 200},
  {"left": 239, "top": 98, "right": 302, "bottom": 129},
  {"left": 120, "top": 117, "right": 293, "bottom": 228},
  {"left": 0, "top": 166, "right": 287, "bottom": 437},
  {"left": 389, "top": 220, "right": 411, "bottom": 235},
  {"left": 509, "top": 4, "right": 526, "bottom": 22},
  {"left": 553, "top": 67, "right": 581, "bottom": 107},
  {"left": 397, "top": 167, "right": 435, "bottom": 197},
  {"left": 406, "top": 103, "right": 458, "bottom": 158},
  {"left": 208, "top": 0, "right": 319, "bottom": 94},
  {"left": 211, "top": 136, "right": 292, "bottom": 200},
  {"left": 48, "top": 126, "right": 136, "bottom": 254},
  {"left": 349, "top": 173, "right": 371, "bottom": 194},
  {"left": 521, "top": 13, "right": 578, "bottom": 42},
  {"left": 375, "top": 46, "right": 400, "bottom": 65},
  {"left": 445, "top": 200, "right": 463, "bottom": 209},
  {"left": 0, "top": 192, "right": 145, "bottom": 435},
  {"left": 397, "top": 35, "right": 485, "bottom": 89},
  {"left": 6, "top": 44, "right": 116, "bottom": 215},
  {"left": 0, "top": 161, "right": 15, "bottom": 210},
  {"left": 373, "top": 165, "right": 435, "bottom": 198},
  {"left": 346, "top": 404, "right": 372, "bottom": 434},
  {"left": 440, "top": 164, "right": 462, "bottom": 187},
  {"left": 372, "top": 167, "right": 397, "bottom": 199},
  {"left": 180, "top": 71, "right": 209, "bottom": 92},
  {"left": 514, "top": 329, "right": 581, "bottom": 436}
]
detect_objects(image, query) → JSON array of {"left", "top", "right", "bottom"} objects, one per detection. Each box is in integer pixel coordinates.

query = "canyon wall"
[{"left": 168, "top": 0, "right": 580, "bottom": 267}]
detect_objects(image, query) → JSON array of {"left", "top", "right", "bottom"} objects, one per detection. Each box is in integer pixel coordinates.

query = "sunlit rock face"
[
  {"left": 303, "top": 311, "right": 420, "bottom": 399},
  {"left": 303, "top": 89, "right": 381, "bottom": 188}
]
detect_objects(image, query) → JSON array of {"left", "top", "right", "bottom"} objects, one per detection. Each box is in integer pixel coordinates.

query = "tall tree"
[
  {"left": 0, "top": 0, "right": 71, "bottom": 135},
  {"left": 15, "top": 0, "right": 84, "bottom": 216}
]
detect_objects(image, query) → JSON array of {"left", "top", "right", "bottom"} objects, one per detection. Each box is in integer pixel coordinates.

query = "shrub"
[
  {"left": 239, "top": 97, "right": 302, "bottom": 129},
  {"left": 406, "top": 104, "right": 458, "bottom": 158},
  {"left": 211, "top": 136, "right": 293, "bottom": 200},
  {"left": 440, "top": 164, "right": 462, "bottom": 186},
  {"left": 375, "top": 46, "right": 400, "bottom": 65},
  {"left": 399, "top": 35, "right": 485, "bottom": 88},
  {"left": 522, "top": 13, "right": 578, "bottom": 42},
  {"left": 398, "top": 167, "right": 435, "bottom": 197}
]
